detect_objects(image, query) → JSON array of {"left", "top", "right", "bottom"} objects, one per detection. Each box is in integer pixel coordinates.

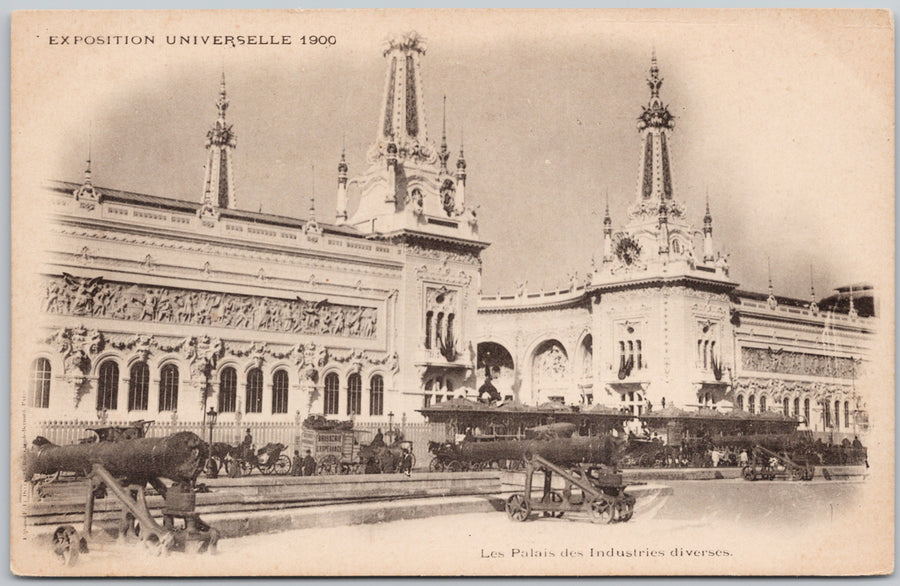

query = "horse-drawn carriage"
[{"left": 204, "top": 441, "right": 291, "bottom": 477}]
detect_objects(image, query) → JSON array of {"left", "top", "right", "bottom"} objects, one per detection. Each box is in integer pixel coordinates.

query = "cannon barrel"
[
  {"left": 25, "top": 431, "right": 208, "bottom": 483},
  {"left": 460, "top": 435, "right": 623, "bottom": 466}
]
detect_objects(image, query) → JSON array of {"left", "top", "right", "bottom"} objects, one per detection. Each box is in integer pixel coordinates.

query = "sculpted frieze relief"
[
  {"left": 42, "top": 274, "right": 379, "bottom": 339},
  {"left": 733, "top": 376, "right": 853, "bottom": 400},
  {"left": 740, "top": 346, "right": 861, "bottom": 379},
  {"left": 404, "top": 242, "right": 481, "bottom": 266}
]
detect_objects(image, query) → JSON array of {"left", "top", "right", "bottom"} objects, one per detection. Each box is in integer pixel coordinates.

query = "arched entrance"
[
  {"left": 476, "top": 342, "right": 515, "bottom": 401},
  {"left": 530, "top": 340, "right": 569, "bottom": 404}
]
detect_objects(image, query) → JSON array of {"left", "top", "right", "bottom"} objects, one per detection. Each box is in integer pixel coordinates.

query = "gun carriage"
[
  {"left": 26, "top": 430, "right": 218, "bottom": 563},
  {"left": 505, "top": 449, "right": 638, "bottom": 524}
]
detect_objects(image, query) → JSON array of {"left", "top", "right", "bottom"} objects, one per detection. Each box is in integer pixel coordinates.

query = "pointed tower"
[
  {"left": 702, "top": 196, "right": 714, "bottom": 262},
  {"left": 201, "top": 72, "right": 236, "bottom": 210},
  {"left": 635, "top": 52, "right": 676, "bottom": 208},
  {"left": 335, "top": 148, "right": 348, "bottom": 224},
  {"left": 602, "top": 197, "right": 613, "bottom": 262},
  {"left": 349, "top": 33, "right": 480, "bottom": 240}
]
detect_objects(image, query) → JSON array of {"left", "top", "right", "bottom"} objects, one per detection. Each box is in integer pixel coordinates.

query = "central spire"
[
  {"left": 633, "top": 53, "right": 677, "bottom": 215},
  {"left": 201, "top": 71, "right": 236, "bottom": 210},
  {"left": 371, "top": 32, "right": 434, "bottom": 166}
]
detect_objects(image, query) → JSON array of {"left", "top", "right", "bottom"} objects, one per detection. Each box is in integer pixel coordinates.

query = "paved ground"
[{"left": 17, "top": 478, "right": 886, "bottom": 576}]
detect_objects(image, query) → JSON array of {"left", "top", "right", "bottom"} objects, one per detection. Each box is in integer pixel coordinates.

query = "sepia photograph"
[{"left": 10, "top": 9, "right": 895, "bottom": 576}]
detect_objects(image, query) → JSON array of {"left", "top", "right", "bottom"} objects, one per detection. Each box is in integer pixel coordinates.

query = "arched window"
[
  {"left": 793, "top": 397, "right": 800, "bottom": 418},
  {"left": 636, "top": 340, "right": 643, "bottom": 369},
  {"left": 736, "top": 395, "right": 744, "bottom": 411},
  {"left": 672, "top": 239, "right": 681, "bottom": 254},
  {"left": 748, "top": 395, "right": 756, "bottom": 414},
  {"left": 128, "top": 362, "right": 150, "bottom": 411},
  {"left": 369, "top": 375, "right": 384, "bottom": 416},
  {"left": 446, "top": 313, "right": 455, "bottom": 343},
  {"left": 272, "top": 370, "right": 289, "bottom": 414},
  {"left": 760, "top": 395, "right": 767, "bottom": 412},
  {"left": 703, "top": 341, "right": 709, "bottom": 369},
  {"left": 97, "top": 360, "right": 119, "bottom": 411},
  {"left": 246, "top": 368, "right": 263, "bottom": 413},
  {"left": 804, "top": 398, "right": 810, "bottom": 423},
  {"left": 844, "top": 401, "right": 850, "bottom": 429},
  {"left": 324, "top": 373, "right": 339, "bottom": 415},
  {"left": 29, "top": 358, "right": 51, "bottom": 408},
  {"left": 834, "top": 400, "right": 841, "bottom": 429},
  {"left": 218, "top": 367, "right": 237, "bottom": 413},
  {"left": 824, "top": 401, "right": 832, "bottom": 428},
  {"left": 783, "top": 397, "right": 790, "bottom": 416},
  {"left": 425, "top": 311, "right": 433, "bottom": 349},
  {"left": 347, "top": 373, "right": 362, "bottom": 415},
  {"left": 159, "top": 364, "right": 179, "bottom": 411}
]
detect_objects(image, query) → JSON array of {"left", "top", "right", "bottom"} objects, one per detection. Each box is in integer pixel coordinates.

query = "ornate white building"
[
  {"left": 23, "top": 39, "right": 875, "bottom": 442},
  {"left": 475, "top": 55, "right": 875, "bottom": 440},
  {"left": 25, "top": 33, "right": 485, "bottom": 437}
]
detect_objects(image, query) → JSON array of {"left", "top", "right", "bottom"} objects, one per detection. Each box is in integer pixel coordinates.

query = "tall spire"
[
  {"left": 438, "top": 95, "right": 450, "bottom": 173},
  {"left": 766, "top": 256, "right": 777, "bottom": 309},
  {"left": 336, "top": 144, "right": 349, "bottom": 223},
  {"left": 633, "top": 51, "right": 676, "bottom": 213},
  {"left": 201, "top": 70, "right": 236, "bottom": 210},
  {"left": 702, "top": 193, "right": 715, "bottom": 262},
  {"left": 73, "top": 135, "right": 98, "bottom": 202},
  {"left": 602, "top": 190, "right": 613, "bottom": 263},
  {"left": 371, "top": 32, "right": 432, "bottom": 166},
  {"left": 809, "top": 265, "right": 819, "bottom": 314}
]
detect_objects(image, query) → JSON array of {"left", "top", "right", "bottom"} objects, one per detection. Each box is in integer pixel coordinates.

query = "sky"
[{"left": 23, "top": 10, "right": 893, "bottom": 301}]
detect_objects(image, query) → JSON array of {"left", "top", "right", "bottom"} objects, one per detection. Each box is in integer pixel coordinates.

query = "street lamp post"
[{"left": 205, "top": 407, "right": 218, "bottom": 449}]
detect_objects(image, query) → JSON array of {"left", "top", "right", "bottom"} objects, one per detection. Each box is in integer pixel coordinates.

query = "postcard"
[{"left": 10, "top": 9, "right": 894, "bottom": 576}]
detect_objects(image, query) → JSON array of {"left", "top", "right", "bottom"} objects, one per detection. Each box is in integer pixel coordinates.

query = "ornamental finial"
[
  {"left": 217, "top": 69, "right": 228, "bottom": 122},
  {"left": 647, "top": 50, "right": 663, "bottom": 99}
]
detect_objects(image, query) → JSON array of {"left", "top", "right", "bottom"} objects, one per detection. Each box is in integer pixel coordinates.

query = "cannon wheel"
[
  {"left": 541, "top": 491, "right": 565, "bottom": 518},
  {"left": 52, "top": 525, "right": 84, "bottom": 566},
  {"left": 429, "top": 457, "right": 444, "bottom": 472},
  {"left": 239, "top": 459, "right": 253, "bottom": 477},
  {"left": 505, "top": 494, "right": 531, "bottom": 522},
  {"left": 588, "top": 495, "right": 615, "bottom": 524},
  {"left": 741, "top": 466, "right": 755, "bottom": 481},
  {"left": 447, "top": 460, "right": 463, "bottom": 472},
  {"left": 274, "top": 454, "right": 292, "bottom": 476},
  {"left": 470, "top": 461, "right": 483, "bottom": 472},
  {"left": 614, "top": 499, "right": 634, "bottom": 523}
]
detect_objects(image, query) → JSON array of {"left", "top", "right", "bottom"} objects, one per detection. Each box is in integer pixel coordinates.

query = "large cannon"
[
  {"left": 459, "top": 435, "right": 624, "bottom": 469},
  {"left": 26, "top": 432, "right": 217, "bottom": 563},
  {"left": 26, "top": 431, "right": 207, "bottom": 484}
]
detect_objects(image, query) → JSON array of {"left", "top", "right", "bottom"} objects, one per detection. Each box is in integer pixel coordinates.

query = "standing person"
[
  {"left": 291, "top": 450, "right": 302, "bottom": 476},
  {"left": 301, "top": 449, "right": 317, "bottom": 476},
  {"left": 400, "top": 447, "right": 413, "bottom": 477},
  {"left": 241, "top": 428, "right": 253, "bottom": 461},
  {"left": 372, "top": 428, "right": 385, "bottom": 447},
  {"left": 739, "top": 449, "right": 749, "bottom": 468}
]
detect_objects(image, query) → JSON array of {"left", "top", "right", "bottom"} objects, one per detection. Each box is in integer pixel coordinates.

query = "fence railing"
[{"left": 36, "top": 419, "right": 454, "bottom": 470}]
